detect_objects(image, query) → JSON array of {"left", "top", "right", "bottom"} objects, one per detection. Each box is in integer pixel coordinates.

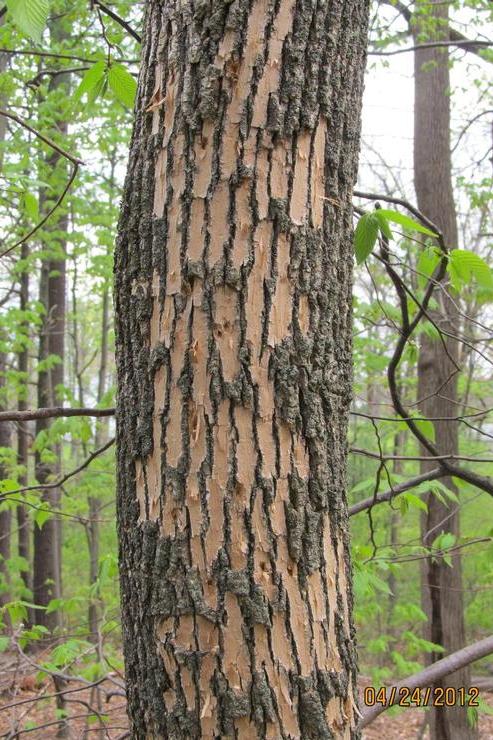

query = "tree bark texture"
[
  {"left": 115, "top": 0, "right": 369, "bottom": 736},
  {"left": 413, "top": 2, "right": 474, "bottom": 738}
]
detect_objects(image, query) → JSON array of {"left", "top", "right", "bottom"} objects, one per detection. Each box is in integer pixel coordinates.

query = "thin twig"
[
  {"left": 0, "top": 406, "right": 115, "bottom": 422},
  {"left": 92, "top": 1, "right": 141, "bottom": 43},
  {"left": 0, "top": 162, "right": 79, "bottom": 259},
  {"left": 0, "top": 109, "right": 82, "bottom": 165},
  {"left": 368, "top": 39, "right": 493, "bottom": 56},
  {"left": 2, "top": 438, "right": 115, "bottom": 498}
]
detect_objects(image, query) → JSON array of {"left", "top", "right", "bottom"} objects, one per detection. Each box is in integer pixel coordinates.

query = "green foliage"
[
  {"left": 376, "top": 209, "right": 437, "bottom": 238},
  {"left": 448, "top": 249, "right": 493, "bottom": 291},
  {"left": 75, "top": 61, "right": 137, "bottom": 109},
  {"left": 354, "top": 212, "right": 380, "bottom": 264},
  {"left": 74, "top": 61, "right": 108, "bottom": 106},
  {"left": 6, "top": 0, "right": 49, "bottom": 42},
  {"left": 354, "top": 207, "right": 439, "bottom": 263},
  {"left": 107, "top": 63, "right": 137, "bottom": 108}
]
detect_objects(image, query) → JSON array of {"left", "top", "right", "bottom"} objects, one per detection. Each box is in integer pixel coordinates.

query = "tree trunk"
[
  {"left": 88, "top": 153, "right": 116, "bottom": 647},
  {"left": 33, "top": 256, "right": 63, "bottom": 631},
  {"left": 115, "top": 0, "right": 370, "bottom": 736},
  {"left": 0, "top": 28, "right": 12, "bottom": 610},
  {"left": 413, "top": 2, "right": 475, "bottom": 738},
  {"left": 17, "top": 241, "right": 31, "bottom": 596},
  {"left": 32, "top": 49, "right": 69, "bottom": 631},
  {"left": 87, "top": 286, "right": 110, "bottom": 644},
  {"left": 0, "top": 351, "right": 12, "bottom": 610}
]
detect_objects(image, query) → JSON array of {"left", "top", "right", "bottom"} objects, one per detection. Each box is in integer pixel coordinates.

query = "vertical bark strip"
[
  {"left": 413, "top": 2, "right": 474, "bottom": 738},
  {"left": 115, "top": 0, "right": 369, "bottom": 736}
]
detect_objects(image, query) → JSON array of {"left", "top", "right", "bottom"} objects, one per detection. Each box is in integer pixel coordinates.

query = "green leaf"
[
  {"left": 402, "top": 492, "right": 428, "bottom": 512},
  {"left": 417, "top": 245, "right": 441, "bottom": 287},
  {"left": 0, "top": 478, "right": 20, "bottom": 494},
  {"left": 0, "top": 636, "right": 10, "bottom": 652},
  {"left": 374, "top": 210, "right": 393, "bottom": 240},
  {"left": 407, "top": 411, "right": 435, "bottom": 442},
  {"left": 448, "top": 249, "right": 493, "bottom": 290},
  {"left": 477, "top": 697, "right": 493, "bottom": 717},
  {"left": 101, "top": 619, "right": 120, "bottom": 635},
  {"left": 88, "top": 713, "right": 109, "bottom": 725},
  {"left": 49, "top": 639, "right": 90, "bottom": 668},
  {"left": 377, "top": 209, "right": 438, "bottom": 237},
  {"left": 6, "top": 0, "right": 49, "bottom": 43},
  {"left": 33, "top": 504, "right": 52, "bottom": 529},
  {"left": 4, "top": 600, "right": 43, "bottom": 624},
  {"left": 414, "top": 418, "right": 435, "bottom": 442},
  {"left": 45, "top": 597, "right": 64, "bottom": 614},
  {"left": 23, "top": 191, "right": 39, "bottom": 223},
  {"left": 433, "top": 532, "right": 456, "bottom": 550},
  {"left": 107, "top": 64, "right": 137, "bottom": 108},
  {"left": 403, "top": 630, "right": 445, "bottom": 655},
  {"left": 74, "top": 62, "right": 107, "bottom": 105},
  {"left": 430, "top": 481, "right": 459, "bottom": 504},
  {"left": 354, "top": 213, "right": 380, "bottom": 264},
  {"left": 350, "top": 477, "right": 376, "bottom": 494}
]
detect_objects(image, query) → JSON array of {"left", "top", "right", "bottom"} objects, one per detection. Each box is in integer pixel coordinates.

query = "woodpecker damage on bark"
[{"left": 115, "top": 0, "right": 369, "bottom": 736}]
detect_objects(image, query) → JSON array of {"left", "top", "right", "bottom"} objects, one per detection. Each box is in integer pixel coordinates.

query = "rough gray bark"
[
  {"left": 115, "top": 0, "right": 370, "bottom": 736},
  {"left": 413, "top": 1, "right": 475, "bottom": 738}
]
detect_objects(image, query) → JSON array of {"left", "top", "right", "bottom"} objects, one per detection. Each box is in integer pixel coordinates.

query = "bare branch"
[
  {"left": 349, "top": 468, "right": 444, "bottom": 517},
  {"left": 0, "top": 48, "right": 138, "bottom": 64},
  {"left": 378, "top": 0, "right": 493, "bottom": 61},
  {"left": 0, "top": 110, "right": 83, "bottom": 259},
  {"left": 350, "top": 447, "right": 493, "bottom": 465},
  {"left": 92, "top": 0, "right": 142, "bottom": 43},
  {"left": 0, "top": 406, "right": 115, "bottom": 422},
  {"left": 353, "top": 190, "right": 443, "bottom": 239},
  {"left": 351, "top": 408, "right": 493, "bottom": 423},
  {"left": 2, "top": 438, "right": 115, "bottom": 499},
  {"left": 369, "top": 39, "right": 493, "bottom": 57},
  {"left": 0, "top": 108, "right": 83, "bottom": 165},
  {"left": 0, "top": 164, "right": 78, "bottom": 259}
]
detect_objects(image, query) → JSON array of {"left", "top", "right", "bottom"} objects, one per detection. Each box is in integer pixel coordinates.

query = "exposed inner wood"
[{"left": 115, "top": 0, "right": 369, "bottom": 736}]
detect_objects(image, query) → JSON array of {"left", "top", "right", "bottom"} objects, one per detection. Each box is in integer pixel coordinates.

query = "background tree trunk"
[
  {"left": 115, "top": 0, "right": 370, "bottom": 736},
  {"left": 0, "top": 26, "right": 12, "bottom": 611},
  {"left": 17, "top": 241, "right": 31, "bottom": 597},
  {"left": 413, "top": 1, "right": 475, "bottom": 738},
  {"left": 32, "top": 43, "right": 70, "bottom": 631},
  {"left": 33, "top": 254, "right": 63, "bottom": 631},
  {"left": 0, "top": 351, "right": 12, "bottom": 611}
]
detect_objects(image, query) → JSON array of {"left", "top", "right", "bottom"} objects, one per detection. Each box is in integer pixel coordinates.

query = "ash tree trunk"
[{"left": 115, "top": 0, "right": 370, "bottom": 736}]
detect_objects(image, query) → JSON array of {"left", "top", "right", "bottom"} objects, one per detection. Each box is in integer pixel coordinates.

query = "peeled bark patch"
[{"left": 115, "top": 0, "right": 370, "bottom": 737}]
